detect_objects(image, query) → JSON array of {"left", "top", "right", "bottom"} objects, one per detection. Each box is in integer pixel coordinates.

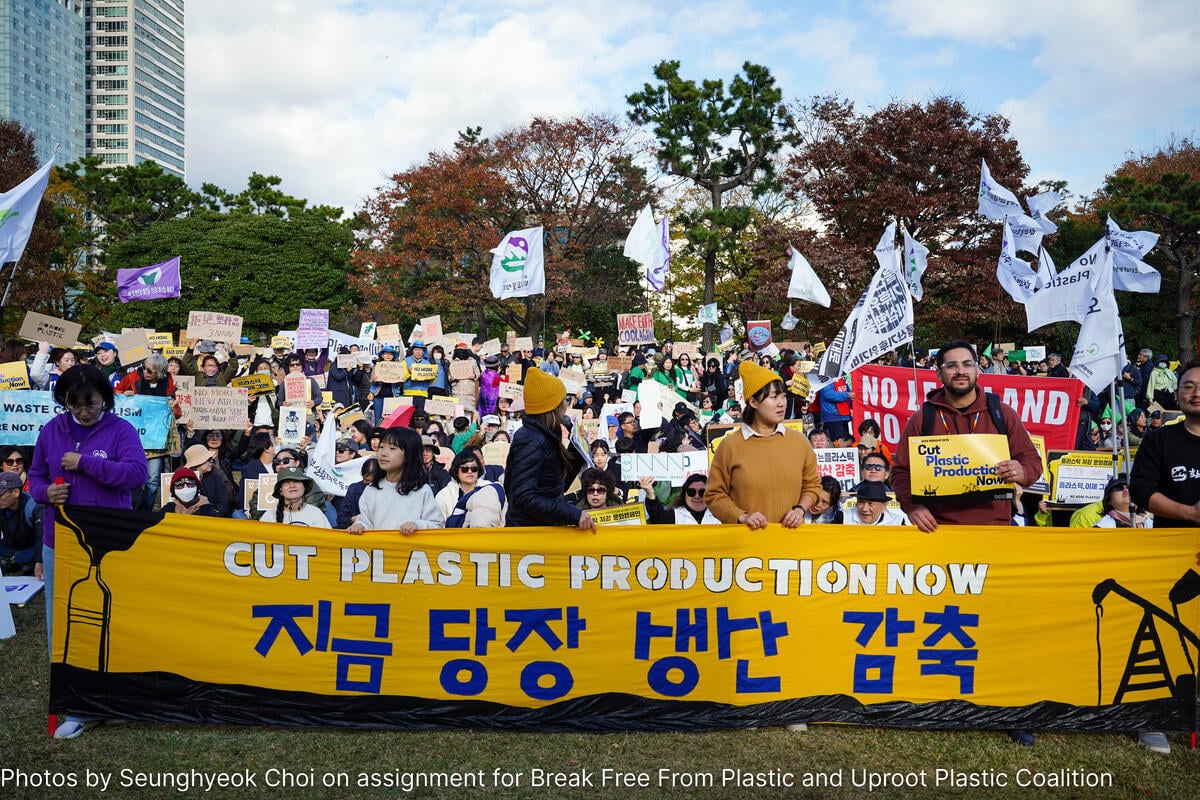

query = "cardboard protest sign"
[
  {"left": 381, "top": 397, "right": 408, "bottom": 417},
  {"left": 481, "top": 441, "right": 510, "bottom": 469},
  {"left": 115, "top": 329, "right": 150, "bottom": 366},
  {"left": 283, "top": 373, "right": 310, "bottom": 403},
  {"left": 232, "top": 344, "right": 257, "bottom": 358},
  {"left": 449, "top": 360, "right": 476, "bottom": 380},
  {"left": 187, "top": 311, "right": 243, "bottom": 343},
  {"left": 18, "top": 312, "right": 82, "bottom": 348},
  {"left": 513, "top": 336, "right": 533, "bottom": 352},
  {"left": 271, "top": 335, "right": 292, "bottom": 351},
  {"left": 191, "top": 387, "right": 248, "bottom": 430},
  {"left": 409, "top": 363, "right": 439, "bottom": 382},
  {"left": 277, "top": 405, "right": 306, "bottom": 444},
  {"left": 607, "top": 355, "right": 632, "bottom": 373},
  {"left": 372, "top": 362, "right": 406, "bottom": 383},
  {"left": 815, "top": 447, "right": 860, "bottom": 493},
  {"left": 336, "top": 405, "right": 365, "bottom": 431},
  {"left": 906, "top": 434, "right": 1011, "bottom": 500},
  {"left": 419, "top": 315, "right": 443, "bottom": 339},
  {"left": 375, "top": 324, "right": 401, "bottom": 343},
  {"left": 479, "top": 339, "right": 501, "bottom": 357},
  {"left": 560, "top": 367, "right": 587, "bottom": 395},
  {"left": 424, "top": 397, "right": 456, "bottom": 418},
  {"left": 577, "top": 419, "right": 601, "bottom": 444},
  {"left": 231, "top": 374, "right": 275, "bottom": 397},
  {"left": 617, "top": 313, "right": 655, "bottom": 346},
  {"left": 587, "top": 503, "right": 647, "bottom": 526},
  {"left": 146, "top": 332, "right": 173, "bottom": 350},
  {"left": 336, "top": 354, "right": 357, "bottom": 370},
  {"left": 173, "top": 375, "right": 194, "bottom": 425},
  {"left": 256, "top": 474, "right": 278, "bottom": 512},
  {"left": 498, "top": 381, "right": 524, "bottom": 400},
  {"left": 0, "top": 362, "right": 30, "bottom": 390},
  {"left": 505, "top": 364, "right": 523, "bottom": 383},
  {"left": 506, "top": 330, "right": 517, "bottom": 347}
]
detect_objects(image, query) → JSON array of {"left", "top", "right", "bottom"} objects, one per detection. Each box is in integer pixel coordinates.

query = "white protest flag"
[
  {"left": 1026, "top": 238, "right": 1106, "bottom": 330},
  {"left": 0, "top": 148, "right": 56, "bottom": 264},
  {"left": 696, "top": 302, "right": 719, "bottom": 325},
  {"left": 624, "top": 205, "right": 672, "bottom": 292},
  {"left": 874, "top": 220, "right": 901, "bottom": 281},
  {"left": 977, "top": 159, "right": 1023, "bottom": 221},
  {"left": 1069, "top": 246, "right": 1126, "bottom": 394},
  {"left": 305, "top": 411, "right": 368, "bottom": 497},
  {"left": 1106, "top": 216, "right": 1161, "bottom": 293},
  {"left": 780, "top": 303, "right": 799, "bottom": 331},
  {"left": 490, "top": 226, "right": 545, "bottom": 299},
  {"left": 785, "top": 242, "right": 831, "bottom": 307},
  {"left": 815, "top": 257, "right": 913, "bottom": 381},
  {"left": 1025, "top": 189, "right": 1061, "bottom": 234},
  {"left": 1034, "top": 247, "right": 1057, "bottom": 290},
  {"left": 900, "top": 225, "right": 929, "bottom": 301},
  {"left": 997, "top": 218, "right": 1038, "bottom": 302},
  {"left": 1008, "top": 213, "right": 1045, "bottom": 255}
]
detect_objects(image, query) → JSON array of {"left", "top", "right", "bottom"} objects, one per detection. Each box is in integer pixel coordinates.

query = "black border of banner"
[{"left": 51, "top": 664, "right": 1192, "bottom": 733}]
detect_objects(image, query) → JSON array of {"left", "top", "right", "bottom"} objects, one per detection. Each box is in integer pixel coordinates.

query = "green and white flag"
[
  {"left": 696, "top": 302, "right": 718, "bottom": 325},
  {"left": 490, "top": 226, "right": 545, "bottom": 299},
  {"left": 0, "top": 149, "right": 56, "bottom": 265}
]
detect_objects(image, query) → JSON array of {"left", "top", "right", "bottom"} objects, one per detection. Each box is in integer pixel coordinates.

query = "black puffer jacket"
[{"left": 504, "top": 418, "right": 584, "bottom": 527}]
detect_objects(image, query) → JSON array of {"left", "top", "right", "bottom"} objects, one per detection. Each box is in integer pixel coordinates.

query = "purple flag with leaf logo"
[{"left": 117, "top": 256, "right": 182, "bottom": 303}]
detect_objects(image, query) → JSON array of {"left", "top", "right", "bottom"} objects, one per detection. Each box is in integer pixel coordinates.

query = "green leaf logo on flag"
[
  {"left": 139, "top": 267, "right": 162, "bottom": 286},
  {"left": 0, "top": 209, "right": 17, "bottom": 231}
]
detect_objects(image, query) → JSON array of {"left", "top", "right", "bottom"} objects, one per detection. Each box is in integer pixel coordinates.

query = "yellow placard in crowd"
[
  {"left": 408, "top": 362, "right": 440, "bottom": 382},
  {"left": 0, "top": 361, "right": 30, "bottom": 390},
  {"left": 906, "top": 434, "right": 1011, "bottom": 500},
  {"left": 587, "top": 503, "right": 647, "bottom": 526},
  {"left": 146, "top": 332, "right": 174, "bottom": 350},
  {"left": 231, "top": 373, "right": 275, "bottom": 396}
]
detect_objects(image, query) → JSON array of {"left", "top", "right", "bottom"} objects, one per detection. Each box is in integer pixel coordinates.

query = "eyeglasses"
[
  {"left": 459, "top": 465, "right": 479, "bottom": 474},
  {"left": 67, "top": 399, "right": 103, "bottom": 412},
  {"left": 685, "top": 487, "right": 706, "bottom": 497},
  {"left": 940, "top": 360, "right": 976, "bottom": 372},
  {"left": 3, "top": 458, "right": 23, "bottom": 466},
  {"left": 586, "top": 486, "right": 607, "bottom": 494},
  {"left": 863, "top": 463, "right": 887, "bottom": 472},
  {"left": 1180, "top": 382, "right": 1200, "bottom": 394},
  {"left": 272, "top": 457, "right": 299, "bottom": 467},
  {"left": 173, "top": 479, "right": 197, "bottom": 488}
]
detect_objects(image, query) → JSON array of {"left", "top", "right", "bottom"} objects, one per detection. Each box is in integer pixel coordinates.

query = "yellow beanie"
[
  {"left": 739, "top": 359, "right": 781, "bottom": 399},
  {"left": 522, "top": 367, "right": 566, "bottom": 415}
]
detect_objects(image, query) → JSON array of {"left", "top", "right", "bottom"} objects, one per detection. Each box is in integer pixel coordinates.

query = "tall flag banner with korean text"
[
  {"left": 784, "top": 242, "right": 830, "bottom": 307},
  {"left": 901, "top": 226, "right": 929, "bottom": 301},
  {"left": 1007, "top": 214, "right": 1045, "bottom": 255},
  {"left": 816, "top": 258, "right": 913, "bottom": 381},
  {"left": 1070, "top": 246, "right": 1126, "bottom": 394},
  {"left": 1025, "top": 189, "right": 1061, "bottom": 234},
  {"left": 1026, "top": 238, "right": 1106, "bottom": 331},
  {"left": 874, "top": 220, "right": 900, "bottom": 282},
  {"left": 1106, "top": 216, "right": 1161, "bottom": 293},
  {"left": 996, "top": 219, "right": 1037, "bottom": 302},
  {"left": 50, "top": 507, "right": 1200, "bottom": 733},
  {"left": 489, "top": 227, "right": 545, "bottom": 299},
  {"left": 0, "top": 149, "right": 56, "bottom": 265},
  {"left": 624, "top": 205, "right": 672, "bottom": 292},
  {"left": 116, "top": 256, "right": 182, "bottom": 303},
  {"left": 977, "top": 159, "right": 1022, "bottom": 221}
]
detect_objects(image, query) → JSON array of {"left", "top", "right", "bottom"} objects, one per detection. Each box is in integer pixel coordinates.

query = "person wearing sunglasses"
[
  {"left": 576, "top": 468, "right": 621, "bottom": 511},
  {"left": 0, "top": 446, "right": 29, "bottom": 487},
  {"left": 162, "top": 467, "right": 219, "bottom": 517},
  {"left": 438, "top": 448, "right": 504, "bottom": 528},
  {"left": 860, "top": 452, "right": 892, "bottom": 488},
  {"left": 640, "top": 473, "right": 719, "bottom": 525}
]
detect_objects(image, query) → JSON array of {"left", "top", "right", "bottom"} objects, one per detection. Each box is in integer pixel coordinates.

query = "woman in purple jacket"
[{"left": 28, "top": 364, "right": 147, "bottom": 739}]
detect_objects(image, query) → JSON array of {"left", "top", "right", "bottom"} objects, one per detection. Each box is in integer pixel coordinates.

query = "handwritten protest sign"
[
  {"left": 187, "top": 311, "right": 243, "bottom": 343},
  {"left": 449, "top": 360, "right": 476, "bottom": 380},
  {"left": 372, "top": 362, "right": 406, "bottom": 383},
  {"left": 375, "top": 324, "right": 400, "bottom": 343},
  {"left": 815, "top": 447, "right": 860, "bottom": 493},
  {"left": 617, "top": 313, "right": 655, "bottom": 346},
  {"left": 231, "top": 374, "right": 275, "bottom": 397},
  {"left": 498, "top": 381, "right": 524, "bottom": 400},
  {"left": 424, "top": 397, "right": 456, "bottom": 418},
  {"left": 115, "top": 329, "right": 150, "bottom": 366},
  {"left": 513, "top": 336, "right": 533, "bottom": 352},
  {"left": 336, "top": 354, "right": 357, "bottom": 370},
  {"left": 271, "top": 335, "right": 292, "bottom": 351},
  {"left": 296, "top": 309, "right": 329, "bottom": 350},
  {"left": 162, "top": 346, "right": 186, "bottom": 360},
  {"left": 419, "top": 315, "right": 443, "bottom": 340},
  {"left": 336, "top": 405, "right": 365, "bottom": 431},
  {"left": 409, "top": 363, "right": 439, "bottom": 382},
  {"left": 482, "top": 441, "right": 510, "bottom": 468},
  {"left": 619, "top": 452, "right": 707, "bottom": 486},
  {"left": 283, "top": 373, "right": 310, "bottom": 403},
  {"left": 907, "top": 434, "right": 1011, "bottom": 500},
  {"left": 505, "top": 364, "right": 523, "bottom": 382},
  {"left": 479, "top": 339, "right": 501, "bottom": 357},
  {"left": 146, "top": 332, "right": 173, "bottom": 350},
  {"left": 0, "top": 362, "right": 29, "bottom": 390},
  {"left": 18, "top": 312, "right": 82, "bottom": 348},
  {"left": 191, "top": 387, "right": 248, "bottom": 430},
  {"left": 381, "top": 397, "right": 408, "bottom": 417}
]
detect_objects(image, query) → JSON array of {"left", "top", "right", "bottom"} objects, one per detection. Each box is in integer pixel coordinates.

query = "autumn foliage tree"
[
  {"left": 352, "top": 115, "right": 657, "bottom": 340},
  {"left": 786, "top": 95, "right": 1030, "bottom": 346}
]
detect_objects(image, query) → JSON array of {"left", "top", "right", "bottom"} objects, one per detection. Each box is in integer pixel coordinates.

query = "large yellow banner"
[{"left": 50, "top": 507, "right": 1200, "bottom": 731}]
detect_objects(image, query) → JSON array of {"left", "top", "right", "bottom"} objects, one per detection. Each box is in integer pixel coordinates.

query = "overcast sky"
[{"left": 187, "top": 0, "right": 1200, "bottom": 216}]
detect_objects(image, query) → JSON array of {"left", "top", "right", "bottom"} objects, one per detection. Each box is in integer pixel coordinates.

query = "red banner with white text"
[{"left": 851, "top": 365, "right": 1083, "bottom": 451}]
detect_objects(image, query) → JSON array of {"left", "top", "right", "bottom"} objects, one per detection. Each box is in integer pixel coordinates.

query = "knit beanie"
[
  {"left": 523, "top": 367, "right": 566, "bottom": 415},
  {"left": 170, "top": 467, "right": 198, "bottom": 488},
  {"left": 739, "top": 359, "right": 780, "bottom": 399}
]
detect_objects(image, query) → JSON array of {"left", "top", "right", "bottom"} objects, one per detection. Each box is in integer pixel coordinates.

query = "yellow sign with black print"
[
  {"left": 907, "top": 434, "right": 1012, "bottom": 500},
  {"left": 49, "top": 506, "right": 1200, "bottom": 732}
]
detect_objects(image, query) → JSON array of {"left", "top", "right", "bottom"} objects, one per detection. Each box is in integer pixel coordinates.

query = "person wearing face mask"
[
  {"left": 162, "top": 467, "right": 219, "bottom": 516},
  {"left": 1098, "top": 415, "right": 1116, "bottom": 448},
  {"left": 182, "top": 444, "right": 232, "bottom": 517}
]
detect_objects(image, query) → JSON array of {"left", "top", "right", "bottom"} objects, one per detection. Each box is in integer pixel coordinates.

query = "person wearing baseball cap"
[
  {"left": 0, "top": 471, "right": 38, "bottom": 575},
  {"left": 504, "top": 368, "right": 593, "bottom": 531},
  {"left": 706, "top": 360, "right": 821, "bottom": 529}
]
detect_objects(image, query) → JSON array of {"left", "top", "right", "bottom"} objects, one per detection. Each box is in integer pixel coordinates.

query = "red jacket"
[{"left": 114, "top": 372, "right": 182, "bottom": 419}]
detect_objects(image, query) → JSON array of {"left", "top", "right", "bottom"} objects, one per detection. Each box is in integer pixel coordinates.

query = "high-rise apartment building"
[
  {"left": 0, "top": 0, "right": 86, "bottom": 164},
  {"left": 86, "top": 0, "right": 185, "bottom": 177}
]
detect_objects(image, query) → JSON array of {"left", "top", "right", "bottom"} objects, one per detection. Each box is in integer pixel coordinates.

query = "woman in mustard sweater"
[{"left": 706, "top": 360, "right": 822, "bottom": 528}]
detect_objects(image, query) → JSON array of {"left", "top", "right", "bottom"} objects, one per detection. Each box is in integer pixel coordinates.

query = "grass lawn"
[{"left": 2, "top": 593, "right": 1197, "bottom": 800}]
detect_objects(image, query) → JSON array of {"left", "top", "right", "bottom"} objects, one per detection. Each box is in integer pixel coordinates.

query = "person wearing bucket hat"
[
  {"left": 162, "top": 467, "right": 219, "bottom": 516},
  {"left": 504, "top": 369, "right": 592, "bottom": 530},
  {"left": 706, "top": 360, "right": 821, "bottom": 529},
  {"left": 183, "top": 443, "right": 232, "bottom": 517},
  {"left": 402, "top": 341, "right": 433, "bottom": 412},
  {"left": 261, "top": 467, "right": 330, "bottom": 527}
]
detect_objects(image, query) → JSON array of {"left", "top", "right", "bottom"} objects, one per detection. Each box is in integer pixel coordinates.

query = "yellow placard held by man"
[
  {"left": 409, "top": 362, "right": 439, "bottom": 382},
  {"left": 907, "top": 434, "right": 1012, "bottom": 500}
]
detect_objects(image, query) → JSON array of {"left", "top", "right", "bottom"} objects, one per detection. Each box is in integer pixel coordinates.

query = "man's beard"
[{"left": 943, "top": 376, "right": 976, "bottom": 399}]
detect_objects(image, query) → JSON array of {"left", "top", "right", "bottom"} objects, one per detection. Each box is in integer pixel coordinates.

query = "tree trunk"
[
  {"left": 1176, "top": 252, "right": 1199, "bottom": 362},
  {"left": 474, "top": 300, "right": 488, "bottom": 341}
]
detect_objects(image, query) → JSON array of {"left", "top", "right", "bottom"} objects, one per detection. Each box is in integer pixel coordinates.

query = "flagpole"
[{"left": 0, "top": 258, "right": 18, "bottom": 309}]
